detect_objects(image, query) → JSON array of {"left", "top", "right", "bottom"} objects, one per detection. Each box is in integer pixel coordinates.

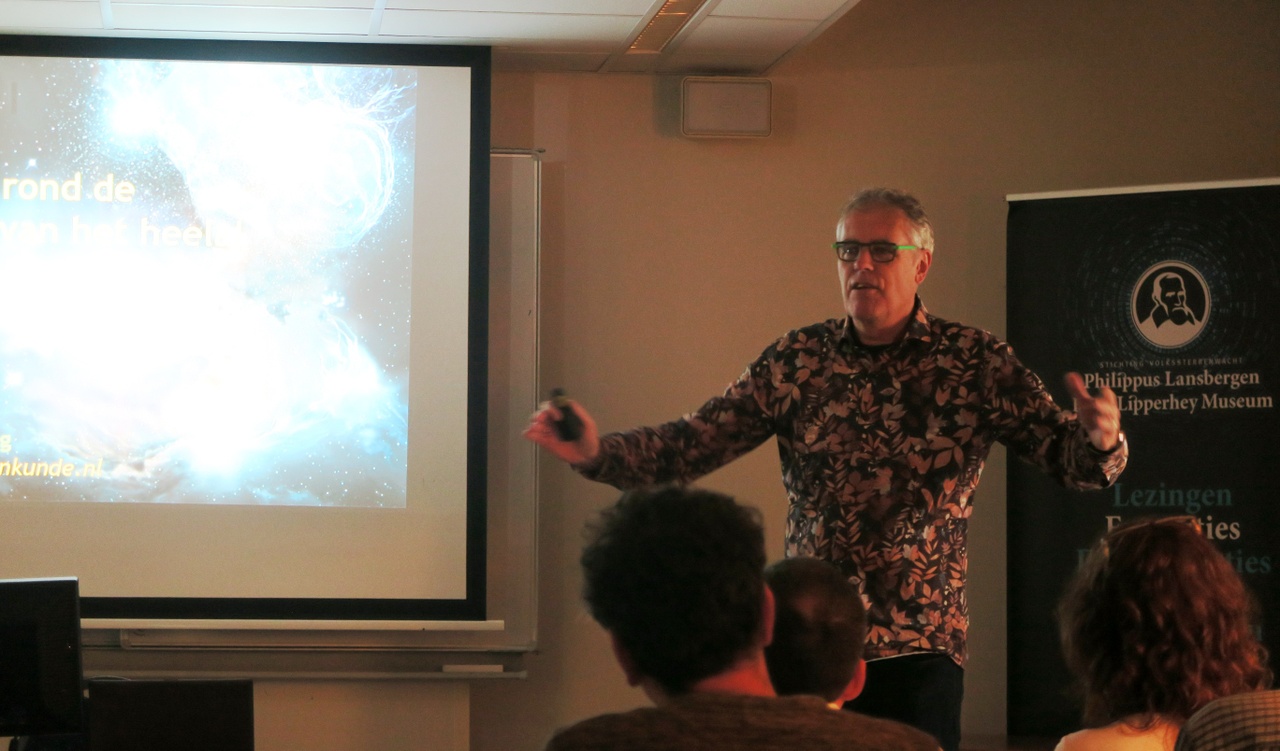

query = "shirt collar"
[{"left": 840, "top": 296, "right": 931, "bottom": 351}]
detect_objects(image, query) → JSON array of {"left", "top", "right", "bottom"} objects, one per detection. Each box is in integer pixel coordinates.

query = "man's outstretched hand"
[
  {"left": 1064, "top": 372, "right": 1121, "bottom": 452},
  {"left": 523, "top": 397, "right": 601, "bottom": 465}
]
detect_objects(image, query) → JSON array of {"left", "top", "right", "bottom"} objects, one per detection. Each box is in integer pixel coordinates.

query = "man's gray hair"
[{"left": 840, "top": 187, "right": 935, "bottom": 251}]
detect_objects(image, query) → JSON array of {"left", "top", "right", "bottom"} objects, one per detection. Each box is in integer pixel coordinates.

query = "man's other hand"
[
  {"left": 524, "top": 398, "right": 601, "bottom": 465},
  {"left": 1064, "top": 372, "right": 1121, "bottom": 452}
]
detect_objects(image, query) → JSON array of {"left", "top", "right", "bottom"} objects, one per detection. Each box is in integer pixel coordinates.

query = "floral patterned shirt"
[{"left": 576, "top": 300, "right": 1128, "bottom": 666}]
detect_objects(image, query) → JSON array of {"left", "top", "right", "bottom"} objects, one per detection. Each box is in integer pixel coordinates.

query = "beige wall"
[
  {"left": 257, "top": 681, "right": 469, "bottom": 750},
  {"left": 472, "top": 1, "right": 1280, "bottom": 749}
]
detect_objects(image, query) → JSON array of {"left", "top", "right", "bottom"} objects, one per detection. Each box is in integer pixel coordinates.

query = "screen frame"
[{"left": 0, "top": 34, "right": 491, "bottom": 624}]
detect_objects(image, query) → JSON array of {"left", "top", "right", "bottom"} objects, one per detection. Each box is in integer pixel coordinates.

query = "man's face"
[
  {"left": 1158, "top": 277, "right": 1187, "bottom": 311},
  {"left": 836, "top": 206, "right": 932, "bottom": 343}
]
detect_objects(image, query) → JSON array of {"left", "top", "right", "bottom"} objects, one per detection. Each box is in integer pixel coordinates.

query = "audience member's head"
[
  {"left": 1058, "top": 516, "right": 1272, "bottom": 729},
  {"left": 580, "top": 485, "right": 768, "bottom": 698},
  {"left": 764, "top": 557, "right": 867, "bottom": 705}
]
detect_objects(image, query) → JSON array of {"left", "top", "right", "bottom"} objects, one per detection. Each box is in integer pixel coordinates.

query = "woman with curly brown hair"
[{"left": 1055, "top": 516, "right": 1272, "bottom": 751}]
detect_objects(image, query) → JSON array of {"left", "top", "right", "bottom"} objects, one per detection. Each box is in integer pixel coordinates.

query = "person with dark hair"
[
  {"left": 764, "top": 556, "right": 867, "bottom": 707},
  {"left": 544, "top": 485, "right": 938, "bottom": 751},
  {"left": 527, "top": 187, "right": 1128, "bottom": 750},
  {"left": 1055, "top": 516, "right": 1272, "bottom": 751}
]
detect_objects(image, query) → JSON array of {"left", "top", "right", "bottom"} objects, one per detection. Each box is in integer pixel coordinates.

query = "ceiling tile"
[
  {"left": 711, "top": 0, "right": 855, "bottom": 22},
  {"left": 380, "top": 9, "right": 638, "bottom": 46},
  {"left": 0, "top": 1, "right": 103, "bottom": 30},
  {"left": 117, "top": 0, "right": 375, "bottom": 8},
  {"left": 111, "top": 4, "right": 371, "bottom": 34},
  {"left": 0, "top": 0, "right": 860, "bottom": 74},
  {"left": 388, "top": 0, "right": 653, "bottom": 13}
]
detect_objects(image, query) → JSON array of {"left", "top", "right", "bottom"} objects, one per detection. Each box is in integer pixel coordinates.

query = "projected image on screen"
[{"left": 0, "top": 56, "right": 417, "bottom": 508}]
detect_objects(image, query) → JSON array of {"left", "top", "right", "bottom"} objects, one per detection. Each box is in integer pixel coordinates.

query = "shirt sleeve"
[
  {"left": 575, "top": 343, "right": 784, "bottom": 489},
  {"left": 982, "top": 338, "right": 1128, "bottom": 490}
]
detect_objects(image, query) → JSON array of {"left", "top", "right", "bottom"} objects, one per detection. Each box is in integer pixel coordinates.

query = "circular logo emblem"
[{"left": 1131, "top": 261, "right": 1210, "bottom": 349}]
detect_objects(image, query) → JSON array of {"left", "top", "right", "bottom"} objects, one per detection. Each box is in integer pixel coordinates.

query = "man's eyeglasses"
[{"left": 832, "top": 240, "right": 919, "bottom": 264}]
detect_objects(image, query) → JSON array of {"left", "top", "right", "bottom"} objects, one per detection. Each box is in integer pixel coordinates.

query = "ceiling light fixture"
[{"left": 626, "top": 0, "right": 709, "bottom": 55}]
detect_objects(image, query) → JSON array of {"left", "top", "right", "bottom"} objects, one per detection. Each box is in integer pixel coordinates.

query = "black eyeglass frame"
[{"left": 832, "top": 240, "right": 921, "bottom": 263}]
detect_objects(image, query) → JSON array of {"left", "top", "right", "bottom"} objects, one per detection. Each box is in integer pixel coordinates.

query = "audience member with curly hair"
[{"left": 1055, "top": 516, "right": 1272, "bottom": 751}]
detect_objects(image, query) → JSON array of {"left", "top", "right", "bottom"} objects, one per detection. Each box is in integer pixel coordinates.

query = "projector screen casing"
[{"left": 0, "top": 35, "right": 491, "bottom": 623}]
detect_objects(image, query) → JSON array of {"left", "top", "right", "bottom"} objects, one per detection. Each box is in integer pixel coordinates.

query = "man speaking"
[{"left": 525, "top": 187, "right": 1128, "bottom": 751}]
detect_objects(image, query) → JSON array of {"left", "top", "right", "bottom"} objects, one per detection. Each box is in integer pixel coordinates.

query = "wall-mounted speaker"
[{"left": 681, "top": 76, "right": 772, "bottom": 138}]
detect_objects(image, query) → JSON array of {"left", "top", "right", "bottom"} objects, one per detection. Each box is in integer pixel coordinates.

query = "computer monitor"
[{"left": 0, "top": 578, "right": 84, "bottom": 737}]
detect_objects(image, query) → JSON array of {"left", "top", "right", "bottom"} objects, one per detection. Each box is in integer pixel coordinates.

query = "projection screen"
[{"left": 0, "top": 35, "right": 491, "bottom": 623}]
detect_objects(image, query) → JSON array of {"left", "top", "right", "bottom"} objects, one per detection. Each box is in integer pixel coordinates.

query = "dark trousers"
[{"left": 843, "top": 652, "right": 964, "bottom": 751}]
